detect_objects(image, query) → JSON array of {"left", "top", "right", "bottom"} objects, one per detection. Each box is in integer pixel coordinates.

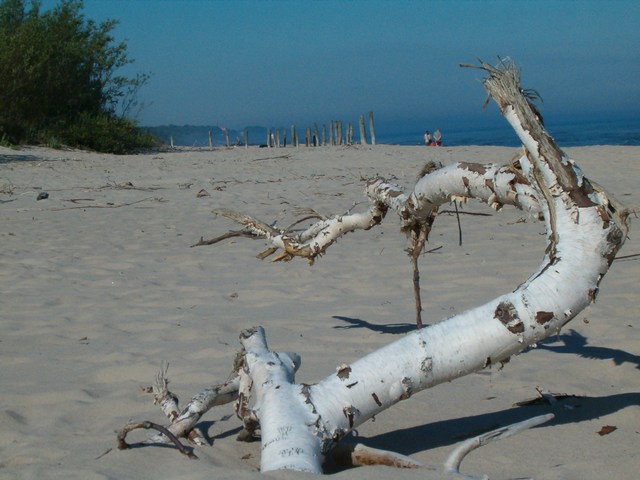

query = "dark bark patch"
[
  {"left": 588, "top": 288, "right": 599, "bottom": 302},
  {"left": 495, "top": 301, "right": 517, "bottom": 324},
  {"left": 494, "top": 301, "right": 524, "bottom": 334},
  {"left": 604, "top": 227, "right": 625, "bottom": 266},
  {"left": 342, "top": 406, "right": 357, "bottom": 429},
  {"left": 509, "top": 322, "right": 525, "bottom": 334},
  {"left": 420, "top": 356, "right": 433, "bottom": 375},
  {"left": 508, "top": 174, "right": 530, "bottom": 186},
  {"left": 459, "top": 162, "right": 487, "bottom": 175},
  {"left": 596, "top": 205, "right": 611, "bottom": 229},
  {"left": 400, "top": 377, "right": 414, "bottom": 400},
  {"left": 535, "top": 311, "right": 554, "bottom": 325},
  {"left": 337, "top": 365, "right": 351, "bottom": 380},
  {"left": 371, "top": 393, "right": 382, "bottom": 407},
  {"left": 566, "top": 178, "right": 597, "bottom": 208},
  {"left": 484, "top": 178, "right": 495, "bottom": 192},
  {"left": 417, "top": 161, "right": 441, "bottom": 178}
]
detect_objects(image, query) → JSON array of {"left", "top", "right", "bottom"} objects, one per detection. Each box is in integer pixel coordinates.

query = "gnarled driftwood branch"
[{"left": 120, "top": 58, "right": 629, "bottom": 477}]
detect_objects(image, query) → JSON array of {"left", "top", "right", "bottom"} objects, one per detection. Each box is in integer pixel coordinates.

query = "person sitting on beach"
[
  {"left": 424, "top": 130, "right": 434, "bottom": 146},
  {"left": 434, "top": 128, "right": 442, "bottom": 146}
]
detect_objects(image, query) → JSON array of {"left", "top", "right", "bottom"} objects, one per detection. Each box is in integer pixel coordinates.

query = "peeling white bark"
[
  {"left": 370, "top": 160, "right": 541, "bottom": 224},
  {"left": 230, "top": 60, "right": 629, "bottom": 472},
  {"left": 145, "top": 375, "right": 241, "bottom": 445},
  {"left": 219, "top": 149, "right": 627, "bottom": 469},
  {"left": 239, "top": 327, "right": 323, "bottom": 472},
  {"left": 216, "top": 160, "right": 542, "bottom": 265},
  {"left": 122, "top": 60, "right": 630, "bottom": 477}
]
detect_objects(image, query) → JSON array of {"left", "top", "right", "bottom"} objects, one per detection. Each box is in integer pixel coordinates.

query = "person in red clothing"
[
  {"left": 424, "top": 130, "right": 434, "bottom": 146},
  {"left": 433, "top": 128, "right": 442, "bottom": 146}
]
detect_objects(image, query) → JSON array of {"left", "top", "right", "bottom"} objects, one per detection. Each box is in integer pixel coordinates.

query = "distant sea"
[
  {"left": 145, "top": 117, "right": 640, "bottom": 148},
  {"left": 378, "top": 117, "right": 640, "bottom": 148}
]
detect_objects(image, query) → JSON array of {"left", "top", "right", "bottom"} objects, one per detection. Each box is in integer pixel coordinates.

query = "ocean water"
[
  {"left": 378, "top": 117, "right": 640, "bottom": 147},
  {"left": 147, "top": 117, "right": 639, "bottom": 148}
]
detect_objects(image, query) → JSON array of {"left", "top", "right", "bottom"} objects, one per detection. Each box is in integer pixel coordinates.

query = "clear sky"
[{"left": 41, "top": 0, "right": 640, "bottom": 134}]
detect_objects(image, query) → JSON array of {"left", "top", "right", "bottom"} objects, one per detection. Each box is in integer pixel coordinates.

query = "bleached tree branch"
[
  {"left": 120, "top": 59, "right": 629, "bottom": 477},
  {"left": 213, "top": 160, "right": 542, "bottom": 265},
  {"left": 231, "top": 59, "right": 629, "bottom": 472},
  {"left": 443, "top": 413, "right": 555, "bottom": 479}
]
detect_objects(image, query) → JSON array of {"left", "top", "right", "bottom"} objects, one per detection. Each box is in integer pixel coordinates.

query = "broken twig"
[{"left": 117, "top": 421, "right": 198, "bottom": 459}]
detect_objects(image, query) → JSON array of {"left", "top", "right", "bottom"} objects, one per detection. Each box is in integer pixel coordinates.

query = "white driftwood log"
[
  {"left": 214, "top": 160, "right": 541, "bottom": 265},
  {"left": 120, "top": 59, "right": 629, "bottom": 477},
  {"left": 217, "top": 60, "right": 629, "bottom": 472}
]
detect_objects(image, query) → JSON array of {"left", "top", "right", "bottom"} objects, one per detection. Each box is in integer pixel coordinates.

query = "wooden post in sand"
[
  {"left": 224, "top": 129, "right": 230, "bottom": 147},
  {"left": 291, "top": 125, "right": 298, "bottom": 147},
  {"left": 313, "top": 123, "right": 319, "bottom": 147},
  {"left": 276, "top": 130, "right": 281, "bottom": 148},
  {"left": 244, "top": 128, "right": 248, "bottom": 148},
  {"left": 305, "top": 128, "right": 311, "bottom": 147},
  {"left": 208, "top": 130, "right": 213, "bottom": 150},
  {"left": 359, "top": 114, "right": 367, "bottom": 145},
  {"left": 321, "top": 125, "right": 327, "bottom": 146},
  {"left": 368, "top": 111, "right": 376, "bottom": 145}
]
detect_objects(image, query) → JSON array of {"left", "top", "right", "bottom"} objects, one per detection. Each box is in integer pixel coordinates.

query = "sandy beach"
[{"left": 1, "top": 143, "right": 638, "bottom": 479}]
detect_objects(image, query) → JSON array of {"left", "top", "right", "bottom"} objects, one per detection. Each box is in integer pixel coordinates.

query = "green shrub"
[
  {"left": 0, "top": 0, "right": 154, "bottom": 153},
  {"left": 60, "top": 114, "right": 158, "bottom": 153}
]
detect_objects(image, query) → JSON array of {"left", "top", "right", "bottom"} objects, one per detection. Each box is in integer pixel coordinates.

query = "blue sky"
[{"left": 42, "top": 0, "right": 640, "bottom": 133}]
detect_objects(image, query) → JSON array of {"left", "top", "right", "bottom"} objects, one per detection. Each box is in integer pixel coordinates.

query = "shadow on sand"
[
  {"left": 349, "top": 392, "right": 640, "bottom": 455},
  {"left": 539, "top": 329, "right": 640, "bottom": 370},
  {"left": 196, "top": 327, "right": 637, "bottom": 463},
  {"left": 332, "top": 315, "right": 418, "bottom": 335},
  {"left": 0, "top": 153, "right": 41, "bottom": 164},
  {"left": 328, "top": 326, "right": 639, "bottom": 457}
]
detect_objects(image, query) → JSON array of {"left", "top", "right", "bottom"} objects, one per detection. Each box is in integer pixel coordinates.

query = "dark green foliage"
[
  {"left": 52, "top": 113, "right": 157, "bottom": 154},
  {"left": 0, "top": 0, "right": 155, "bottom": 153}
]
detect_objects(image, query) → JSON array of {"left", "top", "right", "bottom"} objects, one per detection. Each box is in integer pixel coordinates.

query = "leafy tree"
[{"left": 0, "top": 0, "right": 156, "bottom": 152}]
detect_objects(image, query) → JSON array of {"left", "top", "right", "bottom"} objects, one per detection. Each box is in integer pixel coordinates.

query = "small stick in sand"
[
  {"left": 116, "top": 421, "right": 198, "bottom": 459},
  {"left": 190, "top": 230, "right": 255, "bottom": 247},
  {"left": 444, "top": 413, "right": 554, "bottom": 479}
]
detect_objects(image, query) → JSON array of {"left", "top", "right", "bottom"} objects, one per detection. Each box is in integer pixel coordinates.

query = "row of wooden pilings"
[
  {"left": 218, "top": 111, "right": 375, "bottom": 148},
  {"left": 169, "top": 112, "right": 377, "bottom": 149},
  {"left": 261, "top": 111, "right": 376, "bottom": 148}
]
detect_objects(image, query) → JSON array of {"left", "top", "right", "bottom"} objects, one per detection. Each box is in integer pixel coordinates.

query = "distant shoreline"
[{"left": 143, "top": 116, "right": 640, "bottom": 149}]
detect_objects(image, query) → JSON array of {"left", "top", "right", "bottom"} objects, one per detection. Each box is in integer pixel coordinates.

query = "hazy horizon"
[
  {"left": 140, "top": 110, "right": 640, "bottom": 139},
  {"left": 142, "top": 114, "right": 640, "bottom": 148}
]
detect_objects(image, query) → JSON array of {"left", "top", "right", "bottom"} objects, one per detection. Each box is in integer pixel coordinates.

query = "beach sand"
[{"left": 1, "top": 144, "right": 638, "bottom": 479}]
